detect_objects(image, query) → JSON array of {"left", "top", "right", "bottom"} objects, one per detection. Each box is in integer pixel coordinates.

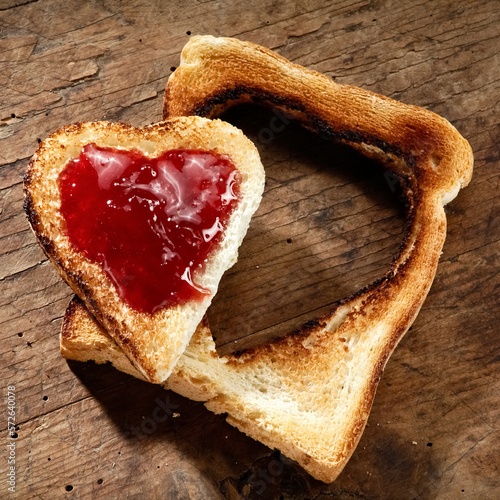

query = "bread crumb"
[
  {"left": 412, "top": 441, "right": 418, "bottom": 445},
  {"left": 173, "top": 412, "right": 180, "bottom": 418}
]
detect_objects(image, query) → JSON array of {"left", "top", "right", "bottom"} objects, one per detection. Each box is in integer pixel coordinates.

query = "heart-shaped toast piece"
[
  {"left": 60, "top": 37, "right": 473, "bottom": 482},
  {"left": 25, "top": 116, "right": 265, "bottom": 383}
]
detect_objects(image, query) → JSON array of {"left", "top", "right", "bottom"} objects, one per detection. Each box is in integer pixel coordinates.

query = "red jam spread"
[{"left": 58, "top": 144, "right": 241, "bottom": 314}]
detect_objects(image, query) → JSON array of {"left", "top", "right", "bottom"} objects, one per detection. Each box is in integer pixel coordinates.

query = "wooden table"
[{"left": 1, "top": 1, "right": 499, "bottom": 498}]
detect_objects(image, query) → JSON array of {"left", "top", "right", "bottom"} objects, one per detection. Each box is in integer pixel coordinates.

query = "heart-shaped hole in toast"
[{"left": 207, "top": 105, "right": 407, "bottom": 354}]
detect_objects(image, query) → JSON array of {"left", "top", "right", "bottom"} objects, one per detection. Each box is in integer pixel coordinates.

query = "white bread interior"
[{"left": 25, "top": 116, "right": 265, "bottom": 383}]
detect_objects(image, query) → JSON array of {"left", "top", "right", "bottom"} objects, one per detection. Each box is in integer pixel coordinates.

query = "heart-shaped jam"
[{"left": 58, "top": 144, "right": 241, "bottom": 314}]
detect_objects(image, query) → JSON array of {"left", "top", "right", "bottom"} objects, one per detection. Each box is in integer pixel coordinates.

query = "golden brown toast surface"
[
  {"left": 25, "top": 116, "right": 265, "bottom": 383},
  {"left": 60, "top": 36, "right": 473, "bottom": 482}
]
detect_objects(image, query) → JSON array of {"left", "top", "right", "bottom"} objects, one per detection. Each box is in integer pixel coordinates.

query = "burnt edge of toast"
[
  {"left": 190, "top": 89, "right": 421, "bottom": 362},
  {"left": 24, "top": 185, "right": 97, "bottom": 311},
  {"left": 225, "top": 163, "right": 418, "bottom": 360},
  {"left": 190, "top": 85, "right": 419, "bottom": 170},
  {"left": 23, "top": 188, "right": 61, "bottom": 268},
  {"left": 61, "top": 296, "right": 80, "bottom": 340}
]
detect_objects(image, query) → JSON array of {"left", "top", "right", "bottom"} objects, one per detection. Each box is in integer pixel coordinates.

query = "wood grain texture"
[{"left": 1, "top": 0, "right": 499, "bottom": 498}]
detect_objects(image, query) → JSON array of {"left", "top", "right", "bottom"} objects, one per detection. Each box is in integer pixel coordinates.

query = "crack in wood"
[
  {"left": 1, "top": 290, "right": 70, "bottom": 325},
  {"left": 0, "top": 0, "right": 39, "bottom": 12},
  {"left": 0, "top": 258, "right": 43, "bottom": 283},
  {"left": 442, "top": 430, "right": 496, "bottom": 475}
]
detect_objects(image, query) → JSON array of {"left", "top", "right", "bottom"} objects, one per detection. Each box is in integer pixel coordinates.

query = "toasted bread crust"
[
  {"left": 165, "top": 36, "right": 472, "bottom": 195},
  {"left": 61, "top": 296, "right": 148, "bottom": 381},
  {"left": 26, "top": 116, "right": 265, "bottom": 383},
  {"left": 60, "top": 37, "right": 473, "bottom": 483}
]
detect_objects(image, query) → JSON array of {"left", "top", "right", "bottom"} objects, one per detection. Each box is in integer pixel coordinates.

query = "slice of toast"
[
  {"left": 60, "top": 37, "right": 473, "bottom": 482},
  {"left": 25, "top": 116, "right": 265, "bottom": 383}
]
